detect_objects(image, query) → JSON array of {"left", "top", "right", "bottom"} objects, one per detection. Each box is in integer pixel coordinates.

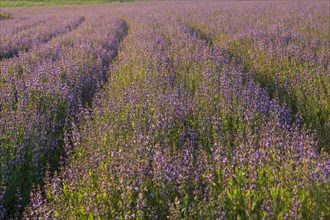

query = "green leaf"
[
  {"left": 226, "top": 188, "right": 232, "bottom": 200},
  {"left": 54, "top": 210, "right": 60, "bottom": 216}
]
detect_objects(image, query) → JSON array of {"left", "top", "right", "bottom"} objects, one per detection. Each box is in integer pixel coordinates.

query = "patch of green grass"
[
  {"left": 0, "top": 12, "right": 13, "bottom": 19},
  {"left": 0, "top": 0, "right": 134, "bottom": 8}
]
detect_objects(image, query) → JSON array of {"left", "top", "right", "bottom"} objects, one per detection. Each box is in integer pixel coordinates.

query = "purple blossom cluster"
[{"left": 0, "top": 1, "right": 329, "bottom": 219}]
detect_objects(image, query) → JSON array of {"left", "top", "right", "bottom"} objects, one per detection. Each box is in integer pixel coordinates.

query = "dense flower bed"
[{"left": 0, "top": 1, "right": 329, "bottom": 219}]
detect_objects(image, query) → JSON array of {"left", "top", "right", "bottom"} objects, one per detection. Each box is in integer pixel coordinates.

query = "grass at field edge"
[{"left": 0, "top": 0, "right": 137, "bottom": 8}]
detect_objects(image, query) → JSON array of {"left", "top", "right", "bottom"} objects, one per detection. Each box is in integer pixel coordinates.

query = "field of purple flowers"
[{"left": 0, "top": 1, "right": 329, "bottom": 219}]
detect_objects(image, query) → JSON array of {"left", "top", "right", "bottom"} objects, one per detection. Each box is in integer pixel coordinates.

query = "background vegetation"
[{"left": 1, "top": 0, "right": 134, "bottom": 8}]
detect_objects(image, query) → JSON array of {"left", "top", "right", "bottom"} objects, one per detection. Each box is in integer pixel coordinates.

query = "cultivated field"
[
  {"left": 0, "top": 1, "right": 329, "bottom": 219},
  {"left": 0, "top": 0, "right": 133, "bottom": 8}
]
